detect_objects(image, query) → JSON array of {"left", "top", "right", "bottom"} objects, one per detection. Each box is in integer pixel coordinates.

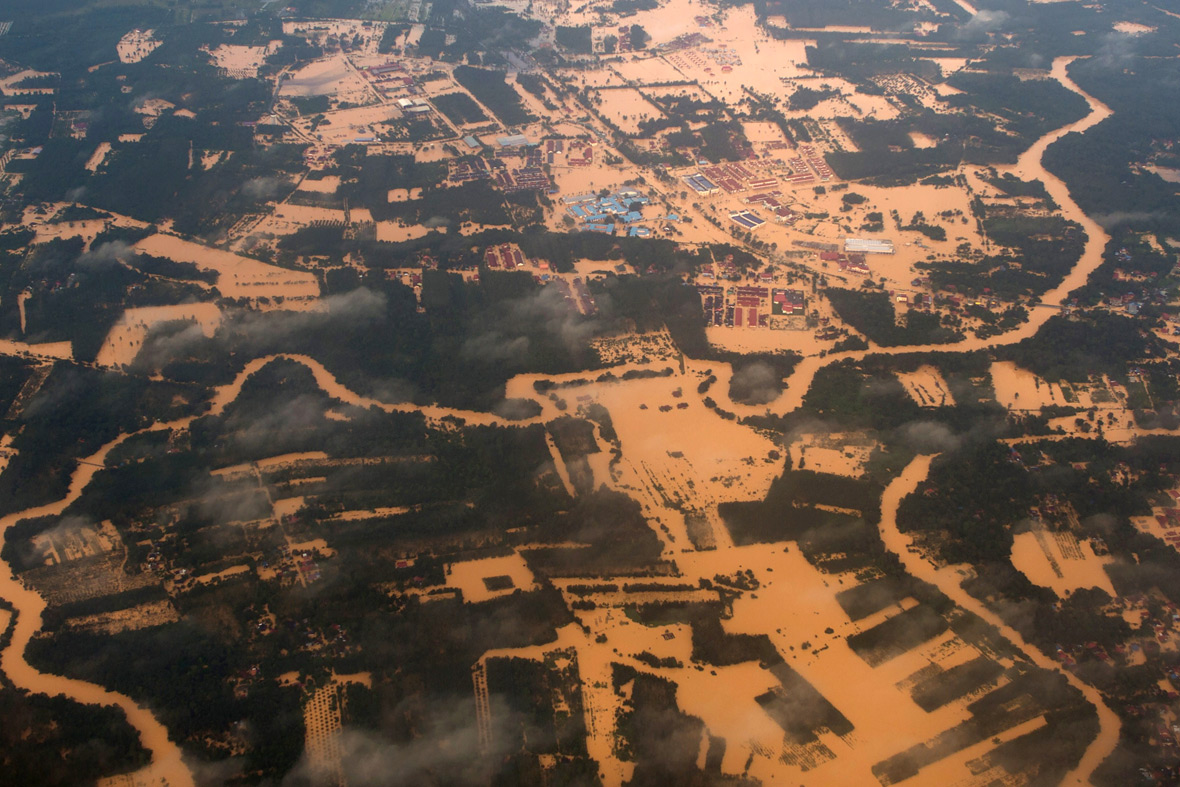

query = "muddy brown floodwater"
[
  {"left": 0, "top": 52, "right": 1120, "bottom": 787},
  {"left": 878, "top": 455, "right": 1121, "bottom": 785},
  {"left": 0, "top": 431, "right": 196, "bottom": 787},
  {"left": 750, "top": 56, "right": 1114, "bottom": 419}
]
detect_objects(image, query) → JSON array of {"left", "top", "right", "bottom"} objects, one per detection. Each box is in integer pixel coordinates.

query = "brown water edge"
[
  {"left": 0, "top": 348, "right": 550, "bottom": 786},
  {"left": 0, "top": 54, "right": 1117, "bottom": 783},
  {"left": 733, "top": 55, "right": 1114, "bottom": 420},
  {"left": 0, "top": 428, "right": 196, "bottom": 787},
  {"left": 878, "top": 455, "right": 1120, "bottom": 785}
]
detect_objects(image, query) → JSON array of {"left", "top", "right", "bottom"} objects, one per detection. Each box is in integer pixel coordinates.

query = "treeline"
[
  {"left": 432, "top": 92, "right": 487, "bottom": 125},
  {"left": 0, "top": 689, "right": 149, "bottom": 786},
  {"left": 718, "top": 466, "right": 889, "bottom": 574},
  {"left": 828, "top": 143, "right": 961, "bottom": 186},
  {"left": 768, "top": 5, "right": 921, "bottom": 34},
  {"left": 125, "top": 252, "right": 219, "bottom": 285},
  {"left": 454, "top": 65, "right": 534, "bottom": 127},
  {"left": 0, "top": 363, "right": 202, "bottom": 516},
  {"left": 525, "top": 489, "right": 667, "bottom": 576},
  {"left": 555, "top": 25, "right": 593, "bottom": 54},
  {"left": 1046, "top": 56, "right": 1180, "bottom": 236},
  {"left": 944, "top": 71, "right": 1088, "bottom": 145},
  {"left": 997, "top": 311, "right": 1153, "bottom": 382},
  {"left": 825, "top": 288, "right": 962, "bottom": 346}
]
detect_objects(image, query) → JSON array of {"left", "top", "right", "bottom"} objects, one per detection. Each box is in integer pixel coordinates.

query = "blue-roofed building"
[
  {"left": 463, "top": 135, "right": 480, "bottom": 149},
  {"left": 685, "top": 174, "right": 719, "bottom": 195},
  {"left": 628, "top": 227, "right": 651, "bottom": 237},
  {"left": 622, "top": 211, "right": 643, "bottom": 223},
  {"left": 729, "top": 210, "right": 765, "bottom": 229}
]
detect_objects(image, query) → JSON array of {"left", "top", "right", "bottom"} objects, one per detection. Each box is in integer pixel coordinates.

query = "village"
[{"left": 1, "top": 0, "right": 1180, "bottom": 785}]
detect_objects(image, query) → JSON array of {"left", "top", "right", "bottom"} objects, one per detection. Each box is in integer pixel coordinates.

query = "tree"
[{"left": 630, "top": 24, "right": 649, "bottom": 50}]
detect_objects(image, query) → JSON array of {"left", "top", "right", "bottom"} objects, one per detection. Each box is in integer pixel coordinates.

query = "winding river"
[
  {"left": 0, "top": 430, "right": 195, "bottom": 787},
  {"left": 0, "top": 56, "right": 1121, "bottom": 785},
  {"left": 746, "top": 56, "right": 1114, "bottom": 418},
  {"left": 877, "top": 455, "right": 1121, "bottom": 785}
]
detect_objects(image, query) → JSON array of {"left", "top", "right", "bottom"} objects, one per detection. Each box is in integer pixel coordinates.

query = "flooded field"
[
  {"left": 591, "top": 88, "right": 663, "bottom": 134},
  {"left": 896, "top": 365, "right": 955, "bottom": 407},
  {"left": 204, "top": 42, "right": 281, "bottom": 78},
  {"left": 96, "top": 303, "right": 221, "bottom": 368},
  {"left": 447, "top": 553, "right": 538, "bottom": 602},
  {"left": 0, "top": 1, "right": 1155, "bottom": 779},
  {"left": 116, "top": 29, "right": 161, "bottom": 63},
  {"left": 279, "top": 55, "right": 368, "bottom": 99},
  {"left": 134, "top": 233, "right": 320, "bottom": 304},
  {"left": 788, "top": 432, "right": 876, "bottom": 477},
  {"left": 297, "top": 175, "right": 341, "bottom": 193},
  {"left": 990, "top": 361, "right": 1070, "bottom": 410},
  {"left": 1009, "top": 529, "right": 1116, "bottom": 597}
]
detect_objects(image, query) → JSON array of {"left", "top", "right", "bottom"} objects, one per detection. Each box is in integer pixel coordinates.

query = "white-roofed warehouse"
[{"left": 844, "top": 238, "right": 895, "bottom": 254}]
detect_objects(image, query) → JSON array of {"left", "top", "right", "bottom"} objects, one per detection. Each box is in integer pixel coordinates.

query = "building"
[
  {"left": 729, "top": 210, "right": 765, "bottom": 229},
  {"left": 497, "top": 134, "right": 531, "bottom": 148},
  {"left": 684, "top": 173, "right": 719, "bottom": 195},
  {"left": 844, "top": 238, "right": 895, "bottom": 255}
]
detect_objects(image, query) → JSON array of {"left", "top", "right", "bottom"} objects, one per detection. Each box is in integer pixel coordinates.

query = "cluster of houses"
[
  {"left": 451, "top": 156, "right": 490, "bottom": 183},
  {"left": 771, "top": 288, "right": 806, "bottom": 316},
  {"left": 448, "top": 151, "right": 549, "bottom": 192},
  {"left": 695, "top": 275, "right": 806, "bottom": 329},
  {"left": 821, "top": 250, "right": 872, "bottom": 276},
  {"left": 544, "top": 138, "right": 594, "bottom": 167},
  {"left": 799, "top": 145, "right": 833, "bottom": 181},
  {"left": 483, "top": 244, "right": 526, "bottom": 270},
  {"left": 491, "top": 146, "right": 550, "bottom": 192},
  {"left": 746, "top": 191, "right": 800, "bottom": 224},
  {"left": 696, "top": 162, "right": 776, "bottom": 194},
  {"left": 362, "top": 61, "right": 425, "bottom": 103}
]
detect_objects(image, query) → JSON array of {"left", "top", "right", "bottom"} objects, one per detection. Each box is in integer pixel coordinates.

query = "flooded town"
[{"left": 0, "top": 0, "right": 1179, "bottom": 785}]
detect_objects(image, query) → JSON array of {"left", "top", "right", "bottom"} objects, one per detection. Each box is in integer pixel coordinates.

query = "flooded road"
[{"left": 877, "top": 455, "right": 1120, "bottom": 785}]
